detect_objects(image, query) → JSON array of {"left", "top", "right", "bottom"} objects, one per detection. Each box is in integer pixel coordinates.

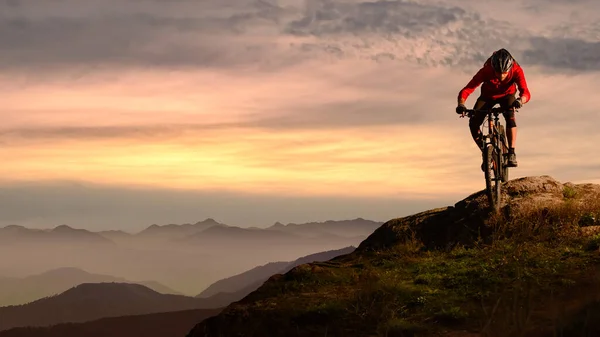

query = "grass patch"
[
  {"left": 433, "top": 306, "right": 469, "bottom": 325},
  {"left": 379, "top": 318, "right": 427, "bottom": 336},
  {"left": 585, "top": 234, "right": 600, "bottom": 251},
  {"left": 563, "top": 185, "right": 578, "bottom": 199}
]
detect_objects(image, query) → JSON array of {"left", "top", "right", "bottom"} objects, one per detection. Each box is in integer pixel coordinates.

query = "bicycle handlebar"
[
  {"left": 465, "top": 107, "right": 514, "bottom": 114},
  {"left": 462, "top": 106, "right": 518, "bottom": 117}
]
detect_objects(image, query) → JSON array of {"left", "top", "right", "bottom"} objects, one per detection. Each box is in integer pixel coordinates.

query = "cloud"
[
  {"left": 245, "top": 100, "right": 429, "bottom": 129},
  {"left": 0, "top": 0, "right": 296, "bottom": 71},
  {"left": 0, "top": 104, "right": 427, "bottom": 142},
  {"left": 0, "top": 124, "right": 225, "bottom": 142},
  {"left": 0, "top": 16, "right": 268, "bottom": 70},
  {"left": 286, "top": 0, "right": 468, "bottom": 36},
  {"left": 522, "top": 37, "right": 600, "bottom": 71},
  {"left": 0, "top": 0, "right": 538, "bottom": 71},
  {"left": 4, "top": 0, "right": 599, "bottom": 73},
  {"left": 1, "top": 59, "right": 466, "bottom": 136}
]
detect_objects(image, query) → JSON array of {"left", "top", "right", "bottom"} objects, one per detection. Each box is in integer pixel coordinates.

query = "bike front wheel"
[
  {"left": 497, "top": 125, "right": 509, "bottom": 183},
  {"left": 483, "top": 144, "right": 501, "bottom": 212}
]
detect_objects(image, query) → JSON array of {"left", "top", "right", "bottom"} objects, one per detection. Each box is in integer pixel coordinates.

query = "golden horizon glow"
[
  {"left": 3, "top": 62, "right": 600, "bottom": 199},
  {"left": 1, "top": 123, "right": 480, "bottom": 197}
]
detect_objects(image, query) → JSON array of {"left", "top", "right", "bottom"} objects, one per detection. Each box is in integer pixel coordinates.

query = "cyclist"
[{"left": 455, "top": 48, "right": 531, "bottom": 167}]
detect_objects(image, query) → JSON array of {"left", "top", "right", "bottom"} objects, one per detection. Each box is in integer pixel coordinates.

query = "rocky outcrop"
[{"left": 358, "top": 176, "right": 600, "bottom": 251}]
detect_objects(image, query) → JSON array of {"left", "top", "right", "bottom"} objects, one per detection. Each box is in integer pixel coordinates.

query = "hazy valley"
[{"left": 0, "top": 218, "right": 379, "bottom": 304}]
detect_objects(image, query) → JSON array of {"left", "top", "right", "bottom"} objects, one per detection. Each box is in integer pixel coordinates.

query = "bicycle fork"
[{"left": 483, "top": 117, "right": 502, "bottom": 181}]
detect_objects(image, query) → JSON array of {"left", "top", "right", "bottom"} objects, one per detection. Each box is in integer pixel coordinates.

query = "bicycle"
[{"left": 461, "top": 106, "right": 514, "bottom": 212}]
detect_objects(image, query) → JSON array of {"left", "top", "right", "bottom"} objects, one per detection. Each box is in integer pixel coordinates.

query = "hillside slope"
[
  {"left": 197, "top": 246, "right": 356, "bottom": 299},
  {"left": 0, "top": 308, "right": 222, "bottom": 337},
  {"left": 0, "top": 283, "right": 212, "bottom": 331},
  {"left": 186, "top": 176, "right": 600, "bottom": 337}
]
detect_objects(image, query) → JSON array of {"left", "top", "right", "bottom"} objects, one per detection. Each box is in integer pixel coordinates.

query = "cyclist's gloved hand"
[
  {"left": 512, "top": 98, "right": 523, "bottom": 109},
  {"left": 456, "top": 104, "right": 467, "bottom": 114}
]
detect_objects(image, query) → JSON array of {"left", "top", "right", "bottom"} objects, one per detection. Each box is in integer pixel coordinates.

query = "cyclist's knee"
[
  {"left": 504, "top": 110, "right": 517, "bottom": 128},
  {"left": 506, "top": 118, "right": 517, "bottom": 128}
]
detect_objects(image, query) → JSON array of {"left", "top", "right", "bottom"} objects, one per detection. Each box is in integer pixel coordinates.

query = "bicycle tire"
[
  {"left": 483, "top": 144, "right": 496, "bottom": 210},
  {"left": 497, "top": 125, "right": 509, "bottom": 182},
  {"left": 492, "top": 144, "right": 502, "bottom": 211}
]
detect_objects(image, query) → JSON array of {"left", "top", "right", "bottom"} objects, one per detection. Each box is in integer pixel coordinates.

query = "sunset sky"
[{"left": 1, "top": 0, "right": 599, "bottom": 231}]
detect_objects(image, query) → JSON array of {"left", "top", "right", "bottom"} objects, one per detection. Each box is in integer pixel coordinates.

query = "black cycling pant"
[{"left": 469, "top": 94, "right": 517, "bottom": 148}]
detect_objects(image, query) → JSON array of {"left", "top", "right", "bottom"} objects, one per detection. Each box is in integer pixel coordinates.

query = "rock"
[{"left": 357, "top": 176, "right": 600, "bottom": 252}]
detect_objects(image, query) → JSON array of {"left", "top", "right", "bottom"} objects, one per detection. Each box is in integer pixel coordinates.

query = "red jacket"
[{"left": 458, "top": 57, "right": 531, "bottom": 104}]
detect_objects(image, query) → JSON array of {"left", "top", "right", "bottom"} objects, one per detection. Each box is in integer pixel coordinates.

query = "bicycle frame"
[
  {"left": 463, "top": 106, "right": 515, "bottom": 211},
  {"left": 466, "top": 107, "right": 506, "bottom": 156}
]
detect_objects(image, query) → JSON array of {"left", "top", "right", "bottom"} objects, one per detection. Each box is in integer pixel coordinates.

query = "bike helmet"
[{"left": 490, "top": 48, "right": 514, "bottom": 73}]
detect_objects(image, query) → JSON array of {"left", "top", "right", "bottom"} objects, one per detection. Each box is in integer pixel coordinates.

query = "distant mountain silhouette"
[
  {"left": 196, "top": 246, "right": 356, "bottom": 303},
  {"left": 183, "top": 225, "right": 363, "bottom": 247},
  {"left": 0, "top": 225, "right": 113, "bottom": 245},
  {"left": 137, "top": 280, "right": 182, "bottom": 296},
  {"left": 0, "top": 267, "right": 181, "bottom": 307},
  {"left": 196, "top": 262, "right": 289, "bottom": 299},
  {"left": 267, "top": 218, "right": 383, "bottom": 238},
  {"left": 190, "top": 225, "right": 300, "bottom": 241},
  {"left": 0, "top": 282, "right": 214, "bottom": 331},
  {"left": 1, "top": 218, "right": 381, "bottom": 246},
  {"left": 0, "top": 308, "right": 222, "bottom": 337},
  {"left": 136, "top": 218, "right": 226, "bottom": 240},
  {"left": 96, "top": 230, "right": 132, "bottom": 242},
  {"left": 0, "top": 218, "right": 380, "bottom": 302},
  {"left": 119, "top": 218, "right": 380, "bottom": 244}
]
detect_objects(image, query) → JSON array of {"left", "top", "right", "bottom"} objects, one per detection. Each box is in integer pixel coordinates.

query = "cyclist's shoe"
[{"left": 507, "top": 153, "right": 518, "bottom": 167}]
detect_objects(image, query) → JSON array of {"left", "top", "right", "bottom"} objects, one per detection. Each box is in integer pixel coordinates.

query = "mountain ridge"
[
  {"left": 0, "top": 225, "right": 113, "bottom": 245},
  {"left": 0, "top": 267, "right": 182, "bottom": 307},
  {"left": 196, "top": 246, "right": 356, "bottom": 299},
  {"left": 0, "top": 282, "right": 217, "bottom": 331},
  {"left": 2, "top": 218, "right": 382, "bottom": 242}
]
